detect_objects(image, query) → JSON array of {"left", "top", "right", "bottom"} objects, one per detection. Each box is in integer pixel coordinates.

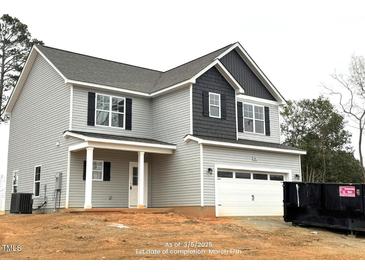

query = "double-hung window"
[
  {"left": 209, "top": 92, "right": 221, "bottom": 118},
  {"left": 96, "top": 94, "right": 125, "bottom": 128},
  {"left": 93, "top": 160, "right": 104, "bottom": 181},
  {"left": 12, "top": 170, "right": 19, "bottom": 193},
  {"left": 243, "top": 103, "right": 265, "bottom": 134},
  {"left": 34, "top": 166, "right": 41, "bottom": 197}
]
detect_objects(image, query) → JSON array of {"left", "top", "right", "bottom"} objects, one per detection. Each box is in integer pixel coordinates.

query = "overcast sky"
[{"left": 1, "top": 0, "right": 365, "bottom": 178}]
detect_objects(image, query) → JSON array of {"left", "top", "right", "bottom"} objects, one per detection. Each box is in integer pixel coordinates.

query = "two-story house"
[{"left": 4, "top": 42, "right": 305, "bottom": 217}]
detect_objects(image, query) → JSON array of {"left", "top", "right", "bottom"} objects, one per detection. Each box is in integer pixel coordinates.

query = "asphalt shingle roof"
[
  {"left": 67, "top": 130, "right": 176, "bottom": 146},
  {"left": 192, "top": 135, "right": 305, "bottom": 152},
  {"left": 36, "top": 43, "right": 233, "bottom": 94}
]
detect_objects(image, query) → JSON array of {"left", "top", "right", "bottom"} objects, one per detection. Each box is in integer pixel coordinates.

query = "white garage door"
[{"left": 216, "top": 170, "right": 286, "bottom": 217}]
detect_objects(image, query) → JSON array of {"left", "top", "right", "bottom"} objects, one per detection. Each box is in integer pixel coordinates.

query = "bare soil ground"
[{"left": 0, "top": 212, "right": 365, "bottom": 259}]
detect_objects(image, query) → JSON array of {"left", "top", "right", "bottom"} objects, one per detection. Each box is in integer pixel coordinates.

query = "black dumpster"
[
  {"left": 10, "top": 193, "right": 33, "bottom": 214},
  {"left": 283, "top": 182, "right": 365, "bottom": 232}
]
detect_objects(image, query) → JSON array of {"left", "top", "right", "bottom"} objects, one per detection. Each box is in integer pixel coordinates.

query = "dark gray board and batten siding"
[
  {"left": 192, "top": 67, "right": 237, "bottom": 140},
  {"left": 220, "top": 49, "right": 276, "bottom": 101}
]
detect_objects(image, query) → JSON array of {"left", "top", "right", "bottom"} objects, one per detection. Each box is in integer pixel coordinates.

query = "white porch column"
[
  {"left": 84, "top": 147, "right": 94, "bottom": 209},
  {"left": 137, "top": 151, "right": 145, "bottom": 208}
]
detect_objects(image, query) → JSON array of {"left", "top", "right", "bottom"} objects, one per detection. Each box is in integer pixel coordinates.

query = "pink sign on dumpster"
[{"left": 339, "top": 186, "right": 356, "bottom": 197}]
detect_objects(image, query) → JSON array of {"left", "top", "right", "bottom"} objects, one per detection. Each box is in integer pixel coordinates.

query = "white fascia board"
[
  {"left": 215, "top": 61, "right": 245, "bottom": 94},
  {"left": 34, "top": 46, "right": 68, "bottom": 81},
  {"left": 237, "top": 94, "right": 281, "bottom": 106},
  {"left": 150, "top": 79, "right": 194, "bottom": 97},
  {"left": 216, "top": 42, "right": 286, "bottom": 104},
  {"left": 184, "top": 135, "right": 306, "bottom": 155},
  {"left": 64, "top": 131, "right": 177, "bottom": 151},
  {"left": 66, "top": 79, "right": 151, "bottom": 98},
  {"left": 5, "top": 48, "right": 38, "bottom": 113}
]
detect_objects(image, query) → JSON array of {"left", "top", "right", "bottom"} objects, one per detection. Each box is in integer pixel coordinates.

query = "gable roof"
[
  {"left": 36, "top": 43, "right": 233, "bottom": 94},
  {"left": 5, "top": 42, "right": 285, "bottom": 113}
]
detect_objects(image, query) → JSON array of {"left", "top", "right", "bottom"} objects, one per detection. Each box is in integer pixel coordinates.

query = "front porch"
[{"left": 63, "top": 131, "right": 176, "bottom": 209}]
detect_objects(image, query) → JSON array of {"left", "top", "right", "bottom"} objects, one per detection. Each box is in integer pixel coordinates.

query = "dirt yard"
[{"left": 0, "top": 211, "right": 365, "bottom": 259}]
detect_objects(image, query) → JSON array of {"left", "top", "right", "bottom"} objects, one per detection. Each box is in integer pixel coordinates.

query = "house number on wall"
[{"left": 251, "top": 156, "right": 257, "bottom": 161}]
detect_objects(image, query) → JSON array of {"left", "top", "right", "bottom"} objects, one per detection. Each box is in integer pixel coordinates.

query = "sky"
[{"left": 1, "top": 0, "right": 365, "bottom": 181}]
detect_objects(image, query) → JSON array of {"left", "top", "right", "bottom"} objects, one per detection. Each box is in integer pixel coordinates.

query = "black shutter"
[
  {"left": 103, "top": 162, "right": 111, "bottom": 181},
  {"left": 126, "top": 98, "right": 132, "bottom": 130},
  {"left": 237, "top": 101, "right": 243, "bottom": 132},
  {"left": 221, "top": 94, "right": 226, "bottom": 119},
  {"left": 87, "top": 92, "right": 95, "bottom": 126},
  {"left": 82, "top": 161, "right": 86, "bottom": 180},
  {"left": 202, "top": 91, "right": 209, "bottom": 116},
  {"left": 264, "top": 106, "right": 271, "bottom": 136}
]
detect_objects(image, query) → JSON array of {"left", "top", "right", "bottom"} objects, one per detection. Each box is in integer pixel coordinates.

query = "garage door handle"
[{"left": 218, "top": 204, "right": 222, "bottom": 206}]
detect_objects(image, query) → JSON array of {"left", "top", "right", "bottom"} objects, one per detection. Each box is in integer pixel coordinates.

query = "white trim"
[
  {"left": 242, "top": 103, "right": 265, "bottom": 135},
  {"left": 184, "top": 135, "right": 306, "bottom": 155},
  {"left": 69, "top": 85, "right": 73, "bottom": 130},
  {"left": 200, "top": 144, "right": 204, "bottom": 207},
  {"left": 150, "top": 80, "right": 193, "bottom": 97},
  {"left": 215, "top": 42, "right": 286, "bottom": 104},
  {"left": 208, "top": 92, "right": 221, "bottom": 119},
  {"left": 189, "top": 60, "right": 245, "bottom": 94},
  {"left": 68, "top": 142, "right": 89, "bottom": 152},
  {"left": 34, "top": 46, "right": 68, "bottom": 81},
  {"left": 189, "top": 84, "right": 193, "bottom": 135},
  {"left": 237, "top": 94, "right": 281, "bottom": 106},
  {"left": 33, "top": 165, "right": 42, "bottom": 197},
  {"left": 215, "top": 60, "right": 245, "bottom": 94},
  {"left": 5, "top": 48, "right": 38, "bottom": 113},
  {"left": 214, "top": 163, "right": 292, "bottom": 217},
  {"left": 84, "top": 147, "right": 94, "bottom": 208},
  {"left": 92, "top": 160, "right": 104, "bottom": 182},
  {"left": 95, "top": 93, "right": 126, "bottom": 129},
  {"left": 63, "top": 131, "right": 176, "bottom": 150},
  {"left": 65, "top": 151, "right": 71, "bottom": 208},
  {"left": 66, "top": 79, "right": 150, "bottom": 97}
]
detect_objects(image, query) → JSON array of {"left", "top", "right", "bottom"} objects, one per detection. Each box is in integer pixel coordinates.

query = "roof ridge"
[
  {"left": 161, "top": 43, "right": 234, "bottom": 74},
  {"left": 37, "top": 44, "right": 163, "bottom": 73}
]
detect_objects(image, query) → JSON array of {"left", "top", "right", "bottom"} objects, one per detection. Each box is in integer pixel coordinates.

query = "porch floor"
[{"left": 64, "top": 208, "right": 175, "bottom": 214}]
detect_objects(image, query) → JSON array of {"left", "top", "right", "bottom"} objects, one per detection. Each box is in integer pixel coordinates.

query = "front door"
[{"left": 128, "top": 162, "right": 148, "bottom": 207}]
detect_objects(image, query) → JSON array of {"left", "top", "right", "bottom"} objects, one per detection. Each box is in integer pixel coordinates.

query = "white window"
[
  {"left": 12, "top": 171, "right": 19, "bottom": 193},
  {"left": 209, "top": 92, "right": 221, "bottom": 118},
  {"left": 243, "top": 103, "right": 265, "bottom": 134},
  {"left": 34, "top": 166, "right": 41, "bottom": 197},
  {"left": 93, "top": 160, "right": 104, "bottom": 181},
  {"left": 95, "top": 94, "right": 125, "bottom": 128}
]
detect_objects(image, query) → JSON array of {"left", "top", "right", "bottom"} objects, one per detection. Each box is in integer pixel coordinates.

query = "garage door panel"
[{"left": 216, "top": 175, "right": 284, "bottom": 217}]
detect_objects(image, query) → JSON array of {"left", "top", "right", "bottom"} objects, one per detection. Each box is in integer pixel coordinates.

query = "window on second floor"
[
  {"left": 243, "top": 103, "right": 265, "bottom": 134},
  {"left": 95, "top": 94, "right": 125, "bottom": 128},
  {"left": 209, "top": 92, "right": 221, "bottom": 118}
]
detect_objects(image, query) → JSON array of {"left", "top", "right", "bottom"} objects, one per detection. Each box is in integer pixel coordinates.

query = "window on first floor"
[
  {"left": 243, "top": 103, "right": 265, "bottom": 134},
  {"left": 93, "top": 160, "right": 104, "bottom": 181},
  {"left": 34, "top": 166, "right": 41, "bottom": 197},
  {"left": 95, "top": 93, "right": 125, "bottom": 128},
  {"left": 12, "top": 170, "right": 19, "bottom": 193},
  {"left": 209, "top": 92, "right": 221, "bottom": 118}
]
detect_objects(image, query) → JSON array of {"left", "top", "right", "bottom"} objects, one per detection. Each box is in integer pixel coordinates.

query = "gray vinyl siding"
[
  {"left": 71, "top": 85, "right": 153, "bottom": 138},
  {"left": 220, "top": 49, "right": 276, "bottom": 101},
  {"left": 68, "top": 149, "right": 152, "bottom": 208},
  {"left": 5, "top": 54, "right": 71, "bottom": 210},
  {"left": 150, "top": 86, "right": 201, "bottom": 206},
  {"left": 237, "top": 97, "right": 281, "bottom": 143},
  {"left": 202, "top": 145, "right": 302, "bottom": 206},
  {"left": 192, "top": 67, "right": 236, "bottom": 140}
]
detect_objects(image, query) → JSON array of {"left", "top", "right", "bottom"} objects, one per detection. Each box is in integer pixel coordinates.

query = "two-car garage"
[{"left": 215, "top": 169, "right": 288, "bottom": 217}]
